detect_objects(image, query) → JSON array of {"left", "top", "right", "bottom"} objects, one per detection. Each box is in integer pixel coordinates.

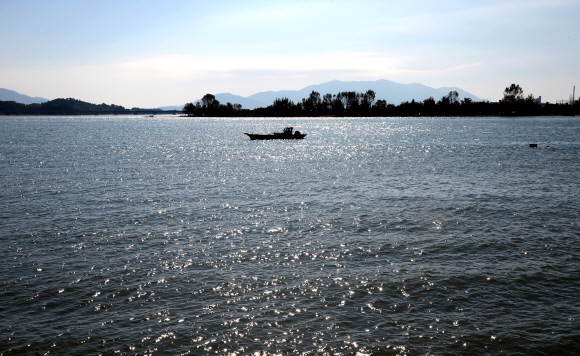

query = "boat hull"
[{"left": 245, "top": 133, "right": 307, "bottom": 140}]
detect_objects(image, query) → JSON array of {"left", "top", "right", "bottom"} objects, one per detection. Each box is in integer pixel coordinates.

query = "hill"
[
  {"left": 245, "top": 79, "right": 483, "bottom": 108},
  {"left": 0, "top": 98, "right": 128, "bottom": 114},
  {"left": 182, "top": 79, "right": 484, "bottom": 109},
  {"left": 0, "top": 88, "right": 49, "bottom": 105}
]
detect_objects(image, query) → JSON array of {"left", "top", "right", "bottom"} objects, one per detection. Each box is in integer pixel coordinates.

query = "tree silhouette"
[
  {"left": 201, "top": 94, "right": 217, "bottom": 108},
  {"left": 322, "top": 93, "right": 333, "bottom": 110},
  {"left": 362, "top": 90, "right": 376, "bottom": 109},
  {"left": 502, "top": 84, "right": 524, "bottom": 102},
  {"left": 272, "top": 97, "right": 294, "bottom": 111},
  {"left": 303, "top": 91, "right": 321, "bottom": 111},
  {"left": 423, "top": 97, "right": 435, "bottom": 106},
  {"left": 374, "top": 99, "right": 387, "bottom": 108},
  {"left": 182, "top": 102, "right": 195, "bottom": 116},
  {"left": 438, "top": 91, "right": 459, "bottom": 105}
]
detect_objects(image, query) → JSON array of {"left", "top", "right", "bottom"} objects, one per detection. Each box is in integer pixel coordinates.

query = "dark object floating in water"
[
  {"left": 529, "top": 143, "right": 538, "bottom": 148},
  {"left": 245, "top": 127, "right": 307, "bottom": 140}
]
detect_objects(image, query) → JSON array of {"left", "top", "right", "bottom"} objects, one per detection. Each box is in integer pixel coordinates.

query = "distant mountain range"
[
  {"left": 0, "top": 88, "right": 49, "bottom": 105},
  {"left": 167, "top": 79, "right": 484, "bottom": 110},
  {"left": 247, "top": 79, "right": 483, "bottom": 108},
  {"left": 2, "top": 80, "right": 484, "bottom": 110}
]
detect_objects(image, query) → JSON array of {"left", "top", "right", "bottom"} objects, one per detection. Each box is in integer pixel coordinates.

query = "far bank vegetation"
[{"left": 183, "top": 85, "right": 578, "bottom": 117}]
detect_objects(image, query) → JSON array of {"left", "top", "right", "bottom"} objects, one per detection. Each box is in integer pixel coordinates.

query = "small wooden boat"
[{"left": 245, "top": 127, "right": 307, "bottom": 140}]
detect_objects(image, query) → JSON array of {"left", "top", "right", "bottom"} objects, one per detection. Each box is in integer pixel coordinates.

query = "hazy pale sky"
[{"left": 1, "top": 0, "right": 578, "bottom": 107}]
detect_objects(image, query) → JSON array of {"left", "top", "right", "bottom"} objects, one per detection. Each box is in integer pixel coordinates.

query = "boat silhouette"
[{"left": 245, "top": 127, "right": 307, "bottom": 140}]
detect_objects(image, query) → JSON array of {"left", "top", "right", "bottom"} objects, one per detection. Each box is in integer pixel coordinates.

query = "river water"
[{"left": 1, "top": 116, "right": 579, "bottom": 355}]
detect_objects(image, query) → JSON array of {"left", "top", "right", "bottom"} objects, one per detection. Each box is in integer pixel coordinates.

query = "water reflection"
[{"left": 1, "top": 116, "right": 579, "bottom": 355}]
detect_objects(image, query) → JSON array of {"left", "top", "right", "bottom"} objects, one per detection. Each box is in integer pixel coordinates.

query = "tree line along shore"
[
  {"left": 184, "top": 84, "right": 578, "bottom": 117},
  {"left": 1, "top": 84, "right": 578, "bottom": 117}
]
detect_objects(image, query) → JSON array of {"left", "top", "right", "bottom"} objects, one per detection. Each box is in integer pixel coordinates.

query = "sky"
[{"left": 0, "top": 0, "right": 578, "bottom": 108}]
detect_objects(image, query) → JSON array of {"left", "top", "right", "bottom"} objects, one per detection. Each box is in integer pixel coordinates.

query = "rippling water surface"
[{"left": 1, "top": 116, "right": 579, "bottom": 355}]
